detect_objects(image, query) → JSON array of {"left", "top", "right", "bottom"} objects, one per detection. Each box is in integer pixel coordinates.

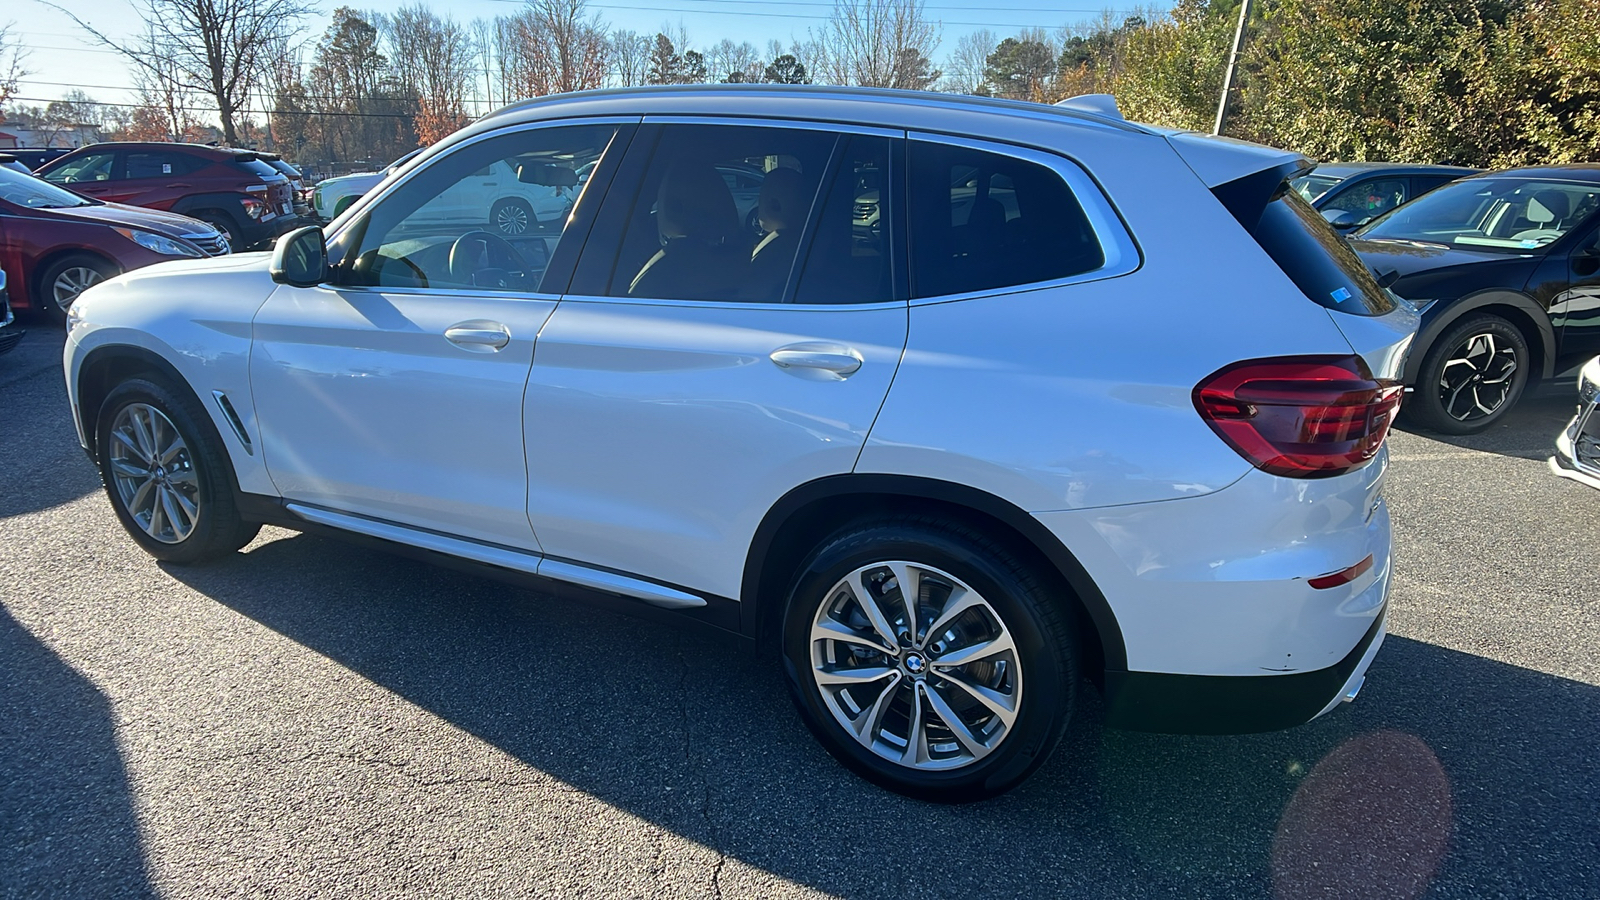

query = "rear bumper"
[{"left": 1104, "top": 598, "right": 1388, "bottom": 734}]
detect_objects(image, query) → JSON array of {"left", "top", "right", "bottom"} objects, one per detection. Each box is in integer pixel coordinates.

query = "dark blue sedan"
[{"left": 1292, "top": 162, "right": 1480, "bottom": 232}]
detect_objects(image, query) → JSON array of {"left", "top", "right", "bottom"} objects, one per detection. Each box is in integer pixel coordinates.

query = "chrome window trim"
[
  {"left": 642, "top": 114, "right": 904, "bottom": 140},
  {"left": 330, "top": 284, "right": 564, "bottom": 304},
  {"left": 324, "top": 114, "right": 644, "bottom": 246},
  {"left": 904, "top": 130, "right": 1141, "bottom": 307},
  {"left": 552, "top": 293, "right": 906, "bottom": 313}
]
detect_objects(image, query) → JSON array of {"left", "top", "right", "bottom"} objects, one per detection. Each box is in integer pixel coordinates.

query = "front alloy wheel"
[
  {"left": 1439, "top": 331, "right": 1518, "bottom": 423},
  {"left": 782, "top": 519, "right": 1078, "bottom": 802},
  {"left": 107, "top": 402, "right": 201, "bottom": 543},
  {"left": 52, "top": 265, "right": 106, "bottom": 312}
]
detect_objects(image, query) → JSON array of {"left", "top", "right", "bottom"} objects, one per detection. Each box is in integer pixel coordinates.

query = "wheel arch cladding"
[
  {"left": 1406, "top": 290, "right": 1556, "bottom": 384},
  {"left": 741, "top": 473, "right": 1126, "bottom": 676},
  {"left": 77, "top": 345, "right": 234, "bottom": 492}
]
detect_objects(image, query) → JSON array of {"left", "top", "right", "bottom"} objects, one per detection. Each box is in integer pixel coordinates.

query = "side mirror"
[
  {"left": 270, "top": 226, "right": 328, "bottom": 288},
  {"left": 517, "top": 163, "right": 578, "bottom": 188},
  {"left": 1323, "top": 209, "right": 1360, "bottom": 230}
]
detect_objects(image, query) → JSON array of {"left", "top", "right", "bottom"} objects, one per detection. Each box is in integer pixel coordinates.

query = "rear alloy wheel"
[
  {"left": 782, "top": 518, "right": 1078, "bottom": 802},
  {"left": 38, "top": 254, "right": 118, "bottom": 322},
  {"left": 96, "top": 377, "right": 260, "bottom": 563},
  {"left": 491, "top": 198, "right": 535, "bottom": 236},
  {"left": 1408, "top": 314, "right": 1530, "bottom": 435}
]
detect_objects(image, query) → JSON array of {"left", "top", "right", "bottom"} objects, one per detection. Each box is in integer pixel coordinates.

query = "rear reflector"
[
  {"left": 1194, "top": 355, "right": 1401, "bottom": 478},
  {"left": 1308, "top": 554, "right": 1375, "bottom": 590}
]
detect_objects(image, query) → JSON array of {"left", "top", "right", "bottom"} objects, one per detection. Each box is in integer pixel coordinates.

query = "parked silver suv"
[{"left": 66, "top": 86, "right": 1416, "bottom": 800}]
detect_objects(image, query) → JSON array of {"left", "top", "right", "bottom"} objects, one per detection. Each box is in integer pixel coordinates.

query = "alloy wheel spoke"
[
  {"left": 923, "top": 680, "right": 988, "bottom": 756},
  {"left": 936, "top": 668, "right": 1018, "bottom": 727},
  {"left": 167, "top": 469, "right": 198, "bottom": 487},
  {"left": 846, "top": 573, "right": 901, "bottom": 652},
  {"left": 111, "top": 428, "right": 150, "bottom": 464},
  {"left": 129, "top": 477, "right": 156, "bottom": 517},
  {"left": 130, "top": 409, "right": 157, "bottom": 460},
  {"left": 900, "top": 682, "right": 930, "bottom": 766},
  {"left": 815, "top": 665, "right": 896, "bottom": 686},
  {"left": 159, "top": 487, "right": 188, "bottom": 536},
  {"left": 109, "top": 457, "right": 148, "bottom": 479},
  {"left": 159, "top": 432, "right": 186, "bottom": 466},
  {"left": 886, "top": 562, "right": 921, "bottom": 645},
  {"left": 169, "top": 486, "right": 199, "bottom": 525},
  {"left": 922, "top": 587, "right": 982, "bottom": 645},
  {"left": 930, "top": 631, "right": 1016, "bottom": 668},
  {"left": 850, "top": 671, "right": 902, "bottom": 741},
  {"left": 811, "top": 614, "right": 895, "bottom": 656},
  {"left": 147, "top": 487, "right": 168, "bottom": 537}
]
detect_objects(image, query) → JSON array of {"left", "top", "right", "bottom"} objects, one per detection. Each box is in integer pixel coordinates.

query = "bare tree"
[
  {"left": 609, "top": 30, "right": 651, "bottom": 87},
  {"left": 128, "top": 24, "right": 200, "bottom": 141},
  {"left": 809, "top": 0, "right": 941, "bottom": 89},
  {"left": 386, "top": 5, "right": 475, "bottom": 144},
  {"left": 0, "top": 22, "right": 29, "bottom": 112},
  {"left": 943, "top": 28, "right": 994, "bottom": 94},
  {"left": 49, "top": 0, "right": 311, "bottom": 146},
  {"left": 707, "top": 39, "right": 762, "bottom": 83},
  {"left": 499, "top": 0, "right": 610, "bottom": 98}
]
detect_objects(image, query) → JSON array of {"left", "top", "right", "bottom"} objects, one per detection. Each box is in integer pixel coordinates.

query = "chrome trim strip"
[
  {"left": 904, "top": 131, "right": 1142, "bottom": 306},
  {"left": 538, "top": 559, "right": 708, "bottom": 609},
  {"left": 551, "top": 293, "right": 905, "bottom": 312},
  {"left": 286, "top": 503, "right": 546, "bottom": 574},
  {"left": 281, "top": 504, "right": 707, "bottom": 609},
  {"left": 642, "top": 114, "right": 903, "bottom": 139}
]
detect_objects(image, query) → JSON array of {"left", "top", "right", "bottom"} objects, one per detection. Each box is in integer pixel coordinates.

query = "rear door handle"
[
  {"left": 769, "top": 342, "right": 863, "bottom": 380},
  {"left": 444, "top": 320, "right": 511, "bottom": 352}
]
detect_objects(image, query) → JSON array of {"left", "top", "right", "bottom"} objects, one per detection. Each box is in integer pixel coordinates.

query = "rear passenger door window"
[
  {"left": 1324, "top": 178, "right": 1409, "bottom": 221},
  {"left": 907, "top": 137, "right": 1113, "bottom": 299},
  {"left": 596, "top": 123, "right": 837, "bottom": 304}
]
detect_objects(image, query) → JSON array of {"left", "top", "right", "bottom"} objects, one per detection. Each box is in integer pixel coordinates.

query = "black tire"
[
  {"left": 191, "top": 210, "right": 241, "bottom": 250},
  {"left": 490, "top": 197, "right": 535, "bottom": 236},
  {"left": 1406, "top": 314, "right": 1531, "bottom": 435},
  {"left": 36, "top": 253, "right": 119, "bottom": 323},
  {"left": 780, "top": 516, "right": 1079, "bottom": 802},
  {"left": 95, "top": 377, "right": 260, "bottom": 563}
]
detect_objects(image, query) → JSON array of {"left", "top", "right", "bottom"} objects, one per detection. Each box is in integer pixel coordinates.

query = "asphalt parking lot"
[{"left": 2, "top": 327, "right": 1596, "bottom": 900}]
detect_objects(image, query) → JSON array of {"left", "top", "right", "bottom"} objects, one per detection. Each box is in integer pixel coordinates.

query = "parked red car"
[
  {"left": 0, "top": 164, "right": 230, "bottom": 320},
  {"left": 35, "top": 142, "right": 302, "bottom": 250}
]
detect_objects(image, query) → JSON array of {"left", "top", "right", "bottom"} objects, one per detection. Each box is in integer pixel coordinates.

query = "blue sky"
[{"left": 12, "top": 0, "right": 1155, "bottom": 115}]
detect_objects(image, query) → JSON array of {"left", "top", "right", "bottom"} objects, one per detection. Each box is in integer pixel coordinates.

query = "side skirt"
[{"left": 235, "top": 493, "right": 745, "bottom": 639}]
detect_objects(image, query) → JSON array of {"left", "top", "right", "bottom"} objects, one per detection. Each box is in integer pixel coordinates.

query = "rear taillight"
[
  {"left": 1194, "top": 355, "right": 1401, "bottom": 478},
  {"left": 241, "top": 197, "right": 266, "bottom": 220}
]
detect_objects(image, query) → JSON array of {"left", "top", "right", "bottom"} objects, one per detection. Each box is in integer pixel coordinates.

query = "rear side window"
[
  {"left": 908, "top": 139, "right": 1104, "bottom": 298},
  {"left": 1249, "top": 189, "right": 1395, "bottom": 316},
  {"left": 126, "top": 152, "right": 204, "bottom": 179}
]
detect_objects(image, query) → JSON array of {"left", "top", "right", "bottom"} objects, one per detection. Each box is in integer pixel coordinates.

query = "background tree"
[
  {"left": 809, "top": 0, "right": 941, "bottom": 88},
  {"left": 386, "top": 5, "right": 474, "bottom": 144},
  {"left": 985, "top": 36, "right": 1055, "bottom": 101},
  {"left": 0, "top": 22, "right": 28, "bottom": 112},
  {"left": 610, "top": 30, "right": 652, "bottom": 87},
  {"left": 647, "top": 33, "right": 683, "bottom": 84},
  {"left": 943, "top": 28, "right": 994, "bottom": 95},
  {"left": 499, "top": 0, "right": 610, "bottom": 98},
  {"left": 763, "top": 53, "right": 811, "bottom": 84},
  {"left": 52, "top": 0, "right": 311, "bottom": 146}
]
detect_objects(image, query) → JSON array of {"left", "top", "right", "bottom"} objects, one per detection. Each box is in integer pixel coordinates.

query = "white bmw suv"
[{"left": 65, "top": 86, "right": 1416, "bottom": 801}]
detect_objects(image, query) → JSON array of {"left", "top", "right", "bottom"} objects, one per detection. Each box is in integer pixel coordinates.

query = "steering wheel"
[{"left": 448, "top": 230, "right": 533, "bottom": 289}]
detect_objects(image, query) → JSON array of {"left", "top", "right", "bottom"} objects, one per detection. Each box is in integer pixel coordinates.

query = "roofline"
[{"left": 479, "top": 83, "right": 1156, "bottom": 135}]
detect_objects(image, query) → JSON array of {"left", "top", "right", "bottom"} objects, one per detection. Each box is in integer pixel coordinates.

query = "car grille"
[
  {"left": 183, "top": 232, "right": 232, "bottom": 257},
  {"left": 853, "top": 203, "right": 876, "bottom": 219}
]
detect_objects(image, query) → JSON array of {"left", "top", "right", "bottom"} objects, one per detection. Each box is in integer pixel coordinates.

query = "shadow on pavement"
[
  {"left": 0, "top": 329, "right": 102, "bottom": 519},
  {"left": 163, "top": 533, "right": 1600, "bottom": 899},
  {"left": 0, "top": 603, "right": 155, "bottom": 898}
]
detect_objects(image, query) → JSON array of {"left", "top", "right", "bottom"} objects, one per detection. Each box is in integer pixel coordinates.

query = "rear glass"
[
  {"left": 1248, "top": 188, "right": 1395, "bottom": 316},
  {"left": 232, "top": 157, "right": 281, "bottom": 179}
]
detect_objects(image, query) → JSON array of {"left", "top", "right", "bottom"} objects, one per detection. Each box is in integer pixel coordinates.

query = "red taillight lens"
[
  {"left": 241, "top": 197, "right": 266, "bottom": 220},
  {"left": 1194, "top": 355, "right": 1401, "bottom": 478}
]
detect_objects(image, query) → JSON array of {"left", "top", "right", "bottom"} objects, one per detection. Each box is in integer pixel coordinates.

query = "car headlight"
[{"left": 113, "top": 227, "right": 203, "bottom": 258}]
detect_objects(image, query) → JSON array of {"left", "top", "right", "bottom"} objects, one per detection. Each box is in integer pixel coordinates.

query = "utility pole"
[{"left": 1213, "top": 0, "right": 1253, "bottom": 135}]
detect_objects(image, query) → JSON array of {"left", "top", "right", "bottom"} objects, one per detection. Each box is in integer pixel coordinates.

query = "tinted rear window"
[
  {"left": 232, "top": 157, "right": 281, "bottom": 179},
  {"left": 1247, "top": 188, "right": 1394, "bottom": 316}
]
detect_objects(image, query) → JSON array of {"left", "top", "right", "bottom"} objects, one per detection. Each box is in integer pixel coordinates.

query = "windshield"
[
  {"left": 1357, "top": 177, "right": 1600, "bottom": 251},
  {"left": 1289, "top": 173, "right": 1342, "bottom": 203},
  {"left": 0, "top": 165, "right": 95, "bottom": 209}
]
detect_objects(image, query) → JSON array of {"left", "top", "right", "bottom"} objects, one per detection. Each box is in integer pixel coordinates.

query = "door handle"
[
  {"left": 769, "top": 342, "right": 863, "bottom": 380},
  {"left": 444, "top": 320, "right": 511, "bottom": 352}
]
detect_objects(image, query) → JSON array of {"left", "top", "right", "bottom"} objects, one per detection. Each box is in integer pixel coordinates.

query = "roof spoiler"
[
  {"left": 1165, "top": 130, "right": 1314, "bottom": 226},
  {"left": 1054, "top": 94, "right": 1125, "bottom": 121}
]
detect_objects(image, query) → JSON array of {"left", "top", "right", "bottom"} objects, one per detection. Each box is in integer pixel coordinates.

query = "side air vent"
[{"left": 212, "top": 390, "right": 253, "bottom": 455}]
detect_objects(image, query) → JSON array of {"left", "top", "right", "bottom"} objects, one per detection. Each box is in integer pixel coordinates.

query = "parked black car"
[
  {"left": 2, "top": 148, "right": 73, "bottom": 172},
  {"left": 1292, "top": 162, "right": 1480, "bottom": 232},
  {"left": 1350, "top": 165, "right": 1600, "bottom": 433},
  {"left": 1551, "top": 355, "right": 1600, "bottom": 489}
]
